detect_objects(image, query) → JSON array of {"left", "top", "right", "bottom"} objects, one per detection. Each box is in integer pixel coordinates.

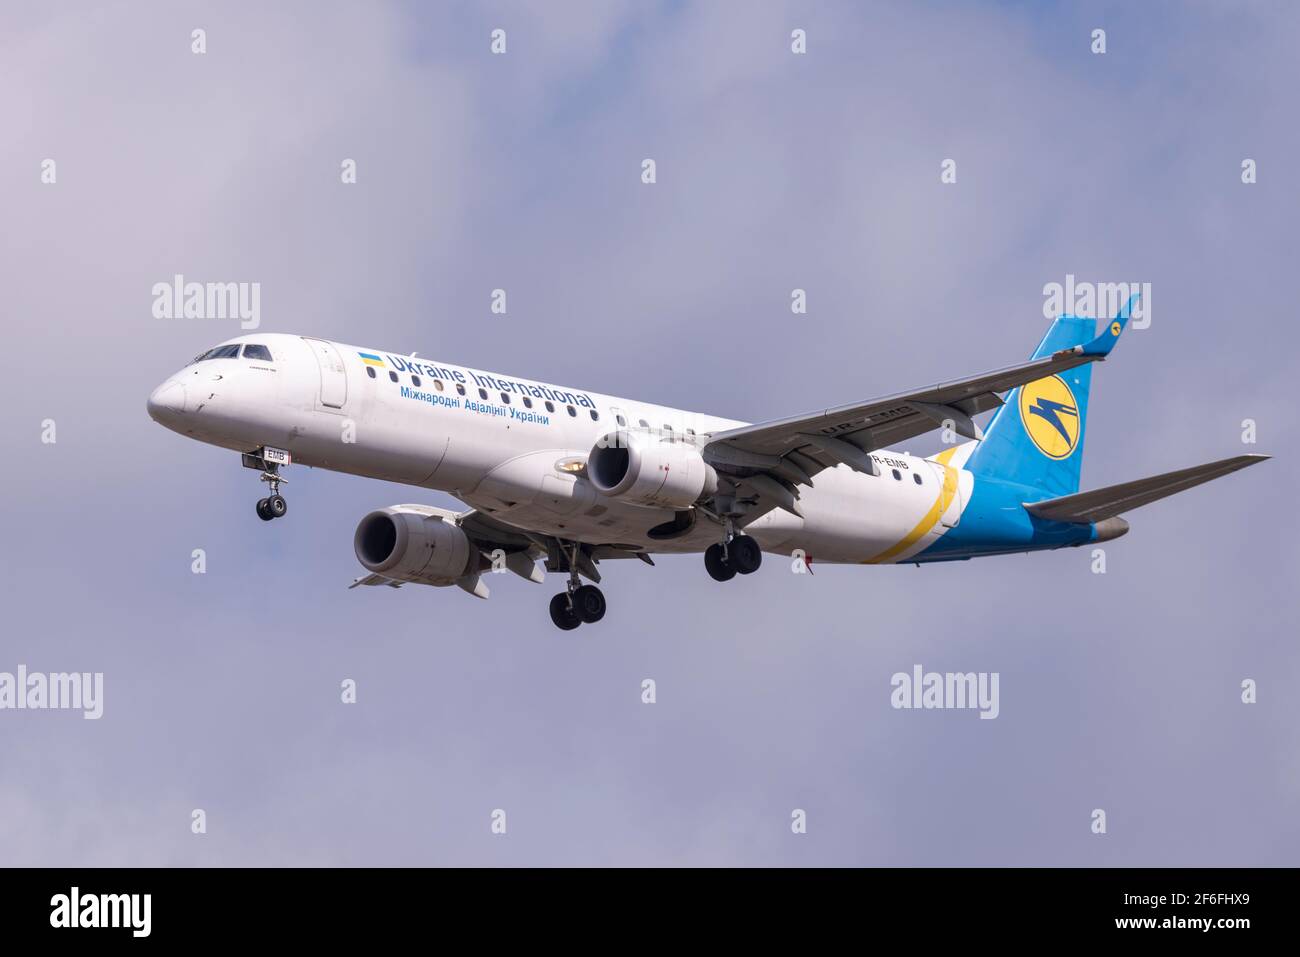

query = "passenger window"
[
  {"left": 892, "top": 469, "right": 901, "bottom": 481},
  {"left": 433, "top": 379, "right": 444, "bottom": 392},
  {"left": 638, "top": 419, "right": 648, "bottom": 429},
  {"left": 913, "top": 473, "right": 923, "bottom": 485},
  {"left": 616, "top": 414, "right": 626, "bottom": 427},
  {"left": 242, "top": 344, "right": 273, "bottom": 361},
  {"left": 412, "top": 375, "right": 421, "bottom": 387},
  {"left": 366, "top": 367, "right": 376, "bottom": 379},
  {"left": 686, "top": 428, "right": 695, "bottom": 437},
  {"left": 478, "top": 388, "right": 488, "bottom": 400},
  {"left": 545, "top": 401, "right": 555, "bottom": 413},
  {"left": 664, "top": 424, "right": 673, "bottom": 433},
  {"left": 567, "top": 406, "right": 576, "bottom": 417},
  {"left": 523, "top": 396, "right": 532, "bottom": 408},
  {"left": 456, "top": 383, "right": 466, "bottom": 396},
  {"left": 389, "top": 371, "right": 398, "bottom": 383},
  {"left": 590, "top": 410, "right": 599, "bottom": 421},
  {"left": 501, "top": 393, "right": 511, "bottom": 404}
]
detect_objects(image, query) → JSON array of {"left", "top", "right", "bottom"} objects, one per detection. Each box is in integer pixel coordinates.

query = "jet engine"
[
  {"left": 587, "top": 430, "right": 717, "bottom": 509},
  {"left": 353, "top": 506, "right": 478, "bottom": 586}
]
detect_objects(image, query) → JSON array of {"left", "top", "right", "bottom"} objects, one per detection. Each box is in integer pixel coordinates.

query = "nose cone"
[{"left": 147, "top": 380, "right": 188, "bottom": 424}]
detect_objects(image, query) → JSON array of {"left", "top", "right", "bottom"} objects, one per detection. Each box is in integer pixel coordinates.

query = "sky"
[{"left": 1, "top": 0, "right": 1297, "bottom": 866}]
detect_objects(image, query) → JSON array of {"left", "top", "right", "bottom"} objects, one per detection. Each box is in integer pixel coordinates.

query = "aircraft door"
[{"left": 304, "top": 338, "right": 348, "bottom": 409}]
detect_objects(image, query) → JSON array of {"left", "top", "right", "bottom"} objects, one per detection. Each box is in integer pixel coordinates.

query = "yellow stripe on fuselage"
[{"left": 862, "top": 447, "right": 959, "bottom": 564}]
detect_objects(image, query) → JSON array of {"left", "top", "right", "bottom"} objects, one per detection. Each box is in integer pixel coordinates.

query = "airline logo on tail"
[{"left": 1019, "top": 375, "right": 1080, "bottom": 459}]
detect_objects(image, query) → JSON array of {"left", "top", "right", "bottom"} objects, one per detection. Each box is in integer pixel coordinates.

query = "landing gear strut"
[
  {"left": 705, "top": 524, "right": 762, "bottom": 581},
  {"left": 549, "top": 541, "right": 606, "bottom": 630}
]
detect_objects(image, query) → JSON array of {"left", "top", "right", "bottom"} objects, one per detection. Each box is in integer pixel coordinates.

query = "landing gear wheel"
[
  {"left": 572, "top": 584, "right": 606, "bottom": 624},
  {"left": 267, "top": 494, "right": 288, "bottom": 518},
  {"left": 256, "top": 498, "right": 274, "bottom": 522},
  {"left": 549, "top": 593, "right": 582, "bottom": 631},
  {"left": 705, "top": 543, "right": 736, "bottom": 582},
  {"left": 730, "top": 535, "right": 762, "bottom": 575}
]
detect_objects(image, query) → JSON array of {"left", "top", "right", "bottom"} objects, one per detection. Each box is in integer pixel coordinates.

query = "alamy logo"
[
  {"left": 890, "top": 664, "right": 999, "bottom": 719},
  {"left": 1042, "top": 273, "right": 1150, "bottom": 327},
  {"left": 0, "top": 666, "right": 103, "bottom": 719},
  {"left": 50, "top": 887, "right": 151, "bottom": 937},
  {"left": 151, "top": 273, "right": 260, "bottom": 329}
]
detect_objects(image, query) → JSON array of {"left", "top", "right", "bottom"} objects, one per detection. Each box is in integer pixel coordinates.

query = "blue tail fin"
[{"left": 965, "top": 316, "right": 1097, "bottom": 497}]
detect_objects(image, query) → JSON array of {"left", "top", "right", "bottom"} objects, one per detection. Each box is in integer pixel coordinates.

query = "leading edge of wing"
[
  {"left": 704, "top": 346, "right": 1103, "bottom": 456},
  {"left": 706, "top": 295, "right": 1141, "bottom": 458}
]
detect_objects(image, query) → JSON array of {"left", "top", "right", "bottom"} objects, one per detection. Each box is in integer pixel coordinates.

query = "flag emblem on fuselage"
[{"left": 359, "top": 352, "right": 385, "bottom": 368}]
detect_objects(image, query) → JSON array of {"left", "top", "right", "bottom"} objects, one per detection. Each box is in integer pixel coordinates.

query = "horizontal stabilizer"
[{"left": 1024, "top": 454, "right": 1269, "bottom": 524}]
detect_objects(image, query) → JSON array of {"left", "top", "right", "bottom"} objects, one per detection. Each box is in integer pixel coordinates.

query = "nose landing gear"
[{"left": 243, "top": 452, "right": 290, "bottom": 521}]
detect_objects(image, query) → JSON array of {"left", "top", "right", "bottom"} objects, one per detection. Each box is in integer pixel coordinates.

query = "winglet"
[{"left": 1078, "top": 292, "right": 1140, "bottom": 357}]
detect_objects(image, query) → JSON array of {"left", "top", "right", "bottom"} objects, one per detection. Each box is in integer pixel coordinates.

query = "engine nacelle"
[
  {"left": 353, "top": 506, "right": 476, "bottom": 587},
  {"left": 587, "top": 430, "right": 717, "bottom": 509}
]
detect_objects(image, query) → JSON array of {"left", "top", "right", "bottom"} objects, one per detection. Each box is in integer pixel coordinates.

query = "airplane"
[{"left": 147, "top": 298, "right": 1267, "bottom": 629}]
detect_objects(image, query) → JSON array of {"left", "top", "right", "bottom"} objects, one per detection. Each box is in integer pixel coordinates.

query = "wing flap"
[{"left": 1023, "top": 454, "right": 1269, "bottom": 524}]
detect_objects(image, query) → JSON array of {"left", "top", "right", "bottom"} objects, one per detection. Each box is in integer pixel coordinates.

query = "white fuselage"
[{"left": 148, "top": 333, "right": 972, "bottom": 564}]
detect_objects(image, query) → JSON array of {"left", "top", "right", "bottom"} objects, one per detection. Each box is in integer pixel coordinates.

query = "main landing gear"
[
  {"left": 549, "top": 542, "right": 606, "bottom": 630},
  {"left": 705, "top": 532, "right": 762, "bottom": 581}
]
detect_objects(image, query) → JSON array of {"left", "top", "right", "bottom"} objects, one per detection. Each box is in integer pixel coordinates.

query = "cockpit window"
[
  {"left": 189, "top": 344, "right": 242, "bottom": 364},
  {"left": 242, "top": 343, "right": 273, "bottom": 361}
]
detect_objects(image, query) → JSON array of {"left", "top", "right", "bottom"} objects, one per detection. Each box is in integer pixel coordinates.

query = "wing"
[
  {"left": 1023, "top": 454, "right": 1269, "bottom": 524},
  {"left": 701, "top": 313, "right": 1133, "bottom": 524}
]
